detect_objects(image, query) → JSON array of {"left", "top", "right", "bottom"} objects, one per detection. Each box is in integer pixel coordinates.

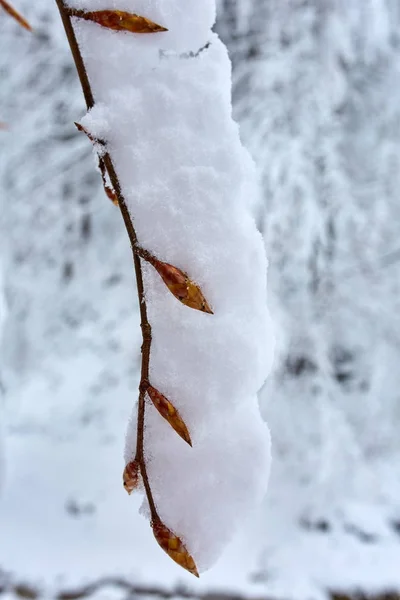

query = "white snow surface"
[{"left": 72, "top": 1, "right": 274, "bottom": 572}]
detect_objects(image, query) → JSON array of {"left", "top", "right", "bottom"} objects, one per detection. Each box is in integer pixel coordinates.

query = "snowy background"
[{"left": 1, "top": 0, "right": 400, "bottom": 598}]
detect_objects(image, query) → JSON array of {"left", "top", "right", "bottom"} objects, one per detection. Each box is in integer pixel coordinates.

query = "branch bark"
[{"left": 54, "top": 0, "right": 158, "bottom": 522}]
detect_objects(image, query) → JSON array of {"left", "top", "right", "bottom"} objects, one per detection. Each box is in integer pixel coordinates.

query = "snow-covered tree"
[{"left": 218, "top": 0, "right": 400, "bottom": 564}]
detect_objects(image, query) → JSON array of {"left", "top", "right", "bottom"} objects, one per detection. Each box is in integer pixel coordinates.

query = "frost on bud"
[
  {"left": 152, "top": 519, "right": 199, "bottom": 577},
  {"left": 72, "top": 10, "right": 168, "bottom": 34},
  {"left": 147, "top": 386, "right": 192, "bottom": 446},
  {"left": 123, "top": 459, "right": 140, "bottom": 495},
  {"left": 0, "top": 0, "right": 31, "bottom": 30},
  {"left": 152, "top": 259, "right": 213, "bottom": 314}
]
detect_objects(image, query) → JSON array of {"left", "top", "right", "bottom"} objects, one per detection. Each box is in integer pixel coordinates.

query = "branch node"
[{"left": 139, "top": 379, "right": 150, "bottom": 395}]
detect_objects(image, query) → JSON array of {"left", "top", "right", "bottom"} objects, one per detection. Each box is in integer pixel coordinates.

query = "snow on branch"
[{"left": 55, "top": 0, "right": 274, "bottom": 577}]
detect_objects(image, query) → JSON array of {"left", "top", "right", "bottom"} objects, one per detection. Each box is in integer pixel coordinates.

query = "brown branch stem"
[
  {"left": 134, "top": 245, "right": 159, "bottom": 266},
  {"left": 55, "top": 0, "right": 158, "bottom": 522}
]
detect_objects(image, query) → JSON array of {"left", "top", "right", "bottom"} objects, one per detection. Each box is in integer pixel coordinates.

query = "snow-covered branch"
[{"left": 55, "top": 0, "right": 273, "bottom": 577}]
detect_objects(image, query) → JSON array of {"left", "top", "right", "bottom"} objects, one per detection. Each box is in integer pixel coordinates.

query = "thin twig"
[{"left": 55, "top": 0, "right": 158, "bottom": 522}]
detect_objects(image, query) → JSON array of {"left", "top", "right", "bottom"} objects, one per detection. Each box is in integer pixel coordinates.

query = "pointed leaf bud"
[
  {"left": 152, "top": 259, "right": 213, "bottom": 314},
  {"left": 103, "top": 184, "right": 119, "bottom": 206},
  {"left": 123, "top": 459, "right": 140, "bottom": 495},
  {"left": 98, "top": 158, "right": 119, "bottom": 206},
  {"left": 74, "top": 121, "right": 96, "bottom": 143},
  {"left": 152, "top": 519, "right": 199, "bottom": 577},
  {"left": 0, "top": 0, "right": 31, "bottom": 30},
  {"left": 74, "top": 123, "right": 118, "bottom": 206},
  {"left": 147, "top": 386, "right": 192, "bottom": 446},
  {"left": 71, "top": 9, "right": 168, "bottom": 34}
]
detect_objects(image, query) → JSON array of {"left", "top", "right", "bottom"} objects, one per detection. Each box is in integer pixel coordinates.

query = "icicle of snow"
[{"left": 71, "top": 0, "right": 274, "bottom": 573}]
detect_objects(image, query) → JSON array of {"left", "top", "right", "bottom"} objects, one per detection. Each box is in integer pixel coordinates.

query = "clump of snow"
[{"left": 71, "top": 0, "right": 273, "bottom": 573}]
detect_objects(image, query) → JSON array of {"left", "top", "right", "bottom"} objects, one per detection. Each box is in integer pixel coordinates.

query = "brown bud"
[
  {"left": 152, "top": 519, "right": 199, "bottom": 577},
  {"left": 152, "top": 260, "right": 213, "bottom": 314},
  {"left": 74, "top": 121, "right": 96, "bottom": 143},
  {"left": 98, "top": 159, "right": 119, "bottom": 206},
  {"left": 147, "top": 386, "right": 192, "bottom": 446},
  {"left": 74, "top": 123, "right": 118, "bottom": 206},
  {"left": 123, "top": 460, "right": 140, "bottom": 495},
  {"left": 71, "top": 9, "right": 168, "bottom": 34},
  {"left": 103, "top": 184, "right": 119, "bottom": 206},
  {"left": 0, "top": 0, "right": 31, "bottom": 30}
]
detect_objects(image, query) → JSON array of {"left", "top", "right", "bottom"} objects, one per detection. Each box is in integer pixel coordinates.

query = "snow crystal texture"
[{"left": 71, "top": 0, "right": 274, "bottom": 573}]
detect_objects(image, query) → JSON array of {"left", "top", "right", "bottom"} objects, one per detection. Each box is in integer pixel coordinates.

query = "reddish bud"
[
  {"left": 152, "top": 519, "right": 199, "bottom": 577},
  {"left": 0, "top": 0, "right": 31, "bottom": 31},
  {"left": 123, "top": 460, "right": 140, "bottom": 495},
  {"left": 147, "top": 386, "right": 192, "bottom": 446},
  {"left": 72, "top": 10, "right": 167, "bottom": 34},
  {"left": 152, "top": 259, "right": 213, "bottom": 314}
]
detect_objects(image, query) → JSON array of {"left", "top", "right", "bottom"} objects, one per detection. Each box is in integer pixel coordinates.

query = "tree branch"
[{"left": 55, "top": 0, "right": 158, "bottom": 522}]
